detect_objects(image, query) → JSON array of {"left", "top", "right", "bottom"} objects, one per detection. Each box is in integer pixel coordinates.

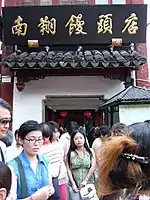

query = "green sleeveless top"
[{"left": 70, "top": 150, "right": 95, "bottom": 187}]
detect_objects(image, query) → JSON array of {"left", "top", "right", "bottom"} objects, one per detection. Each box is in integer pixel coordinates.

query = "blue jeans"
[{"left": 51, "top": 177, "right": 60, "bottom": 200}]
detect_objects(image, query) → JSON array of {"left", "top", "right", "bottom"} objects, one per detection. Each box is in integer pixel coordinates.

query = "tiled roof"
[
  {"left": 101, "top": 86, "right": 150, "bottom": 108},
  {"left": 0, "top": 45, "right": 147, "bottom": 69}
]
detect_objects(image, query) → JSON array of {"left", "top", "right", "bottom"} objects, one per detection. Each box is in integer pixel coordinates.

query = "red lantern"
[
  {"left": 60, "top": 111, "right": 67, "bottom": 117},
  {"left": 84, "top": 111, "right": 91, "bottom": 117}
]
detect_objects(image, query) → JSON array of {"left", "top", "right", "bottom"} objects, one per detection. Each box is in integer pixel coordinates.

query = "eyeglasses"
[
  {"left": 0, "top": 118, "right": 12, "bottom": 125},
  {"left": 24, "top": 138, "right": 44, "bottom": 144}
]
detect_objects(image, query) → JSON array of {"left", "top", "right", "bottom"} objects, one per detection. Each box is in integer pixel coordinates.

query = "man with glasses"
[{"left": 0, "top": 98, "right": 11, "bottom": 163}]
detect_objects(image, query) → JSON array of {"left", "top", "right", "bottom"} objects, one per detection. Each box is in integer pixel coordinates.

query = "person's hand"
[
  {"left": 32, "top": 185, "right": 55, "bottom": 200},
  {"left": 71, "top": 182, "right": 79, "bottom": 193},
  {"left": 80, "top": 184, "right": 98, "bottom": 200},
  {"left": 79, "top": 180, "right": 87, "bottom": 189}
]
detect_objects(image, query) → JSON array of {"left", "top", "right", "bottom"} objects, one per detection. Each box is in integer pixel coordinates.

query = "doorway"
[
  {"left": 44, "top": 95, "right": 106, "bottom": 128},
  {"left": 45, "top": 108, "right": 95, "bottom": 126}
]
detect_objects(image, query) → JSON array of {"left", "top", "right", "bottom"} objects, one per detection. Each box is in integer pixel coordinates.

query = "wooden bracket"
[{"left": 16, "top": 73, "right": 25, "bottom": 92}]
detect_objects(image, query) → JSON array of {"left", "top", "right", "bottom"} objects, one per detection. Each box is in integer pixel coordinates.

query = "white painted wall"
[
  {"left": 119, "top": 104, "right": 150, "bottom": 125},
  {"left": 13, "top": 76, "right": 124, "bottom": 132}
]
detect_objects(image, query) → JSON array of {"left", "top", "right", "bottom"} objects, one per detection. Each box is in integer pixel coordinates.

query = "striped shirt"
[{"left": 40, "top": 142, "right": 66, "bottom": 179}]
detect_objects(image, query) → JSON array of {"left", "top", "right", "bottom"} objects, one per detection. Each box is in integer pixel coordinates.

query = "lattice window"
[
  {"left": 112, "top": 0, "right": 126, "bottom": 4},
  {"left": 58, "top": 0, "right": 89, "bottom": 5},
  {"left": 95, "top": 0, "right": 108, "bottom": 5},
  {"left": 76, "top": 0, "right": 89, "bottom": 4},
  {"left": 21, "top": 0, "right": 52, "bottom": 5},
  {"left": 21, "top": 0, "right": 40, "bottom": 5},
  {"left": 40, "top": 0, "right": 52, "bottom": 5},
  {"left": 57, "top": 0, "right": 73, "bottom": 5},
  {"left": 95, "top": 0, "right": 108, "bottom": 4}
]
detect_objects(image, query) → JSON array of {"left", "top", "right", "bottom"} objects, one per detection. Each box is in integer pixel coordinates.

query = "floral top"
[{"left": 70, "top": 150, "right": 94, "bottom": 187}]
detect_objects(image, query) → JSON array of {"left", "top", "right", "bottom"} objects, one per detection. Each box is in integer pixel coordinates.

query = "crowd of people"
[{"left": 0, "top": 98, "right": 149, "bottom": 200}]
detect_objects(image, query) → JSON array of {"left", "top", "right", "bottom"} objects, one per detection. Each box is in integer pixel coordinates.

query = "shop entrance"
[{"left": 44, "top": 95, "right": 106, "bottom": 128}]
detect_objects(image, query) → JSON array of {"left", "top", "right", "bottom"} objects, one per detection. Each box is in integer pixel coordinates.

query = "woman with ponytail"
[{"left": 97, "top": 121, "right": 150, "bottom": 200}]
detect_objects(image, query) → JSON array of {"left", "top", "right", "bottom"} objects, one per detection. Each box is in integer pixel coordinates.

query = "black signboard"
[{"left": 2, "top": 4, "right": 147, "bottom": 46}]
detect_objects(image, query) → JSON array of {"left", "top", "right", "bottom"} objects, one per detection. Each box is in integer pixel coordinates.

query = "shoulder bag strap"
[
  {"left": 0, "top": 146, "right": 5, "bottom": 163},
  {"left": 14, "top": 157, "right": 28, "bottom": 198}
]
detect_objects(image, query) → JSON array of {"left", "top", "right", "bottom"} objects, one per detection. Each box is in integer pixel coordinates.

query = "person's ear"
[
  {"left": 0, "top": 188, "right": 7, "bottom": 200},
  {"left": 19, "top": 138, "right": 23, "bottom": 146}
]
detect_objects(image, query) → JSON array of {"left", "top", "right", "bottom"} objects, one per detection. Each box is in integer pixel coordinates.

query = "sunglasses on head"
[{"left": 0, "top": 118, "right": 12, "bottom": 125}]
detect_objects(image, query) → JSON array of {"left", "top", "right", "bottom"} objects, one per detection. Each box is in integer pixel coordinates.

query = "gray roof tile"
[
  {"left": 0, "top": 46, "right": 147, "bottom": 69},
  {"left": 101, "top": 86, "right": 150, "bottom": 108}
]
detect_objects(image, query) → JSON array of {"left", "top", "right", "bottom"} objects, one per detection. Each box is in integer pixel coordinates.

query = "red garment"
[
  {"left": 43, "top": 140, "right": 51, "bottom": 145},
  {"left": 59, "top": 184, "right": 68, "bottom": 200}
]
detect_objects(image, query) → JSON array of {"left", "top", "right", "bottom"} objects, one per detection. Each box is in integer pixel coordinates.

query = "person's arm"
[
  {"left": 8, "top": 165, "right": 54, "bottom": 200},
  {"left": 79, "top": 149, "right": 96, "bottom": 188},
  {"left": 7, "top": 165, "right": 34, "bottom": 200},
  {"left": 59, "top": 137, "right": 68, "bottom": 163},
  {"left": 48, "top": 162, "right": 54, "bottom": 188},
  {"left": 58, "top": 148, "right": 64, "bottom": 178},
  {"left": 6, "top": 165, "right": 17, "bottom": 200},
  {"left": 66, "top": 153, "right": 78, "bottom": 192}
]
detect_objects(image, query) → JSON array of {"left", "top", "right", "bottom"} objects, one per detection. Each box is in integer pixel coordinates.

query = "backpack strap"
[{"left": 14, "top": 157, "right": 28, "bottom": 198}]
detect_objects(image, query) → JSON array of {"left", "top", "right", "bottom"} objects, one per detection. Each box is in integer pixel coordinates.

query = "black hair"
[
  {"left": 14, "top": 129, "right": 19, "bottom": 138},
  {"left": 66, "top": 121, "right": 79, "bottom": 136},
  {"left": 48, "top": 121, "right": 59, "bottom": 142},
  {"left": 59, "top": 125, "right": 65, "bottom": 136},
  {"left": 67, "top": 127, "right": 92, "bottom": 168},
  {"left": 128, "top": 122, "right": 150, "bottom": 159},
  {"left": 111, "top": 123, "right": 127, "bottom": 136},
  {"left": 40, "top": 123, "right": 51, "bottom": 139},
  {"left": 0, "top": 98, "right": 11, "bottom": 112},
  {"left": 0, "top": 162, "right": 11, "bottom": 197},
  {"left": 95, "top": 125, "right": 110, "bottom": 138},
  {"left": 18, "top": 120, "right": 41, "bottom": 140}
]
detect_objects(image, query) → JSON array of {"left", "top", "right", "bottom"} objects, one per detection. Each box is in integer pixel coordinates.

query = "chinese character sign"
[
  {"left": 38, "top": 16, "right": 56, "bottom": 35},
  {"left": 122, "top": 13, "right": 138, "bottom": 34},
  {"left": 12, "top": 16, "right": 27, "bottom": 36},
  {"left": 2, "top": 5, "right": 147, "bottom": 45},
  {"left": 97, "top": 14, "right": 113, "bottom": 34},
  {"left": 65, "top": 14, "right": 87, "bottom": 36}
]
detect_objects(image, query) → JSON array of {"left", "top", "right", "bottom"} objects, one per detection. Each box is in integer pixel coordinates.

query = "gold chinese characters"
[
  {"left": 122, "top": 13, "right": 138, "bottom": 34},
  {"left": 11, "top": 13, "right": 139, "bottom": 37},
  {"left": 12, "top": 16, "right": 27, "bottom": 36},
  {"left": 38, "top": 16, "right": 56, "bottom": 35},
  {"left": 97, "top": 14, "right": 113, "bottom": 34},
  {"left": 65, "top": 14, "right": 87, "bottom": 36}
]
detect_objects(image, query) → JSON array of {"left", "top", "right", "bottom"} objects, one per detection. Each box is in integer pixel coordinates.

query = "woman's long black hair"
[{"left": 67, "top": 126, "right": 92, "bottom": 168}]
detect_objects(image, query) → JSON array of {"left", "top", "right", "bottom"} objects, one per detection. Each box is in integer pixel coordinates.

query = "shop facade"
[{"left": 0, "top": 1, "right": 147, "bottom": 131}]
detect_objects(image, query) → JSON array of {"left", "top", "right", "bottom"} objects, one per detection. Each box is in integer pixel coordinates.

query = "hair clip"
[{"left": 121, "top": 153, "right": 149, "bottom": 164}]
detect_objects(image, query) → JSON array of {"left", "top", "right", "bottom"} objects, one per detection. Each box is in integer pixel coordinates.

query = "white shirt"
[
  {"left": 92, "top": 138, "right": 102, "bottom": 150},
  {"left": 0, "top": 140, "right": 7, "bottom": 162},
  {"left": 59, "top": 132, "right": 70, "bottom": 157},
  {"left": 6, "top": 143, "right": 23, "bottom": 162}
]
